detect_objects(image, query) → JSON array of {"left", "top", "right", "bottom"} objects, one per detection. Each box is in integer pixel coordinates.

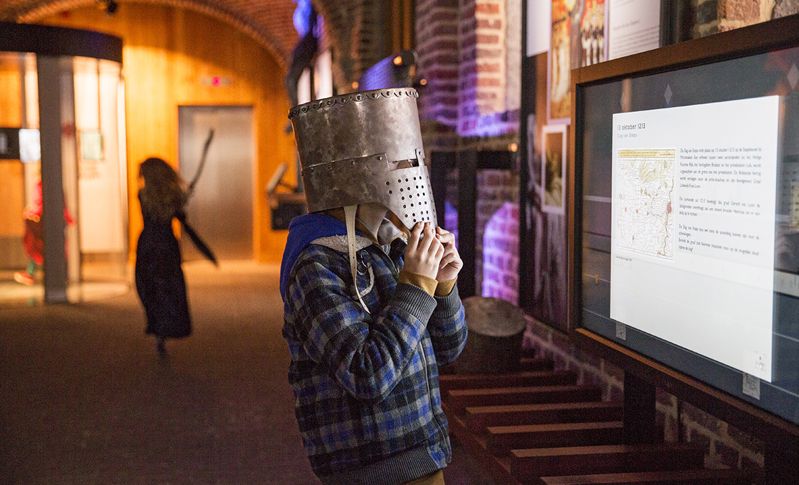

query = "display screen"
[
  {"left": 19, "top": 128, "right": 40, "bottom": 163},
  {"left": 579, "top": 43, "right": 799, "bottom": 424}
]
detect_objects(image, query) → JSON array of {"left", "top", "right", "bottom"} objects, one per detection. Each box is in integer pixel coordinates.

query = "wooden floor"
[{"left": 441, "top": 351, "right": 762, "bottom": 485}]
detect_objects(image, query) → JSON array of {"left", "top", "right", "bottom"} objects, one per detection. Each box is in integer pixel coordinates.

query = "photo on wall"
[
  {"left": 548, "top": 0, "right": 608, "bottom": 122},
  {"left": 548, "top": 0, "right": 572, "bottom": 121},
  {"left": 576, "top": 0, "right": 607, "bottom": 68},
  {"left": 541, "top": 124, "right": 567, "bottom": 214}
]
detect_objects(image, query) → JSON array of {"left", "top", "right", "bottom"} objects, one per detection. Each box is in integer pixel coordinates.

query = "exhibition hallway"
[{"left": 0, "top": 261, "right": 489, "bottom": 484}]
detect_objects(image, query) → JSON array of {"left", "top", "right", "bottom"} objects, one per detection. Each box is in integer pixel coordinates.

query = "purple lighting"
[
  {"left": 457, "top": 110, "right": 519, "bottom": 138},
  {"left": 293, "top": 0, "right": 313, "bottom": 37},
  {"left": 481, "top": 202, "right": 519, "bottom": 304}
]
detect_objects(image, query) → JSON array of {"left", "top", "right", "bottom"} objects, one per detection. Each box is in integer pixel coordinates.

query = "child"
[
  {"left": 14, "top": 179, "right": 73, "bottom": 285},
  {"left": 280, "top": 89, "right": 468, "bottom": 484},
  {"left": 135, "top": 157, "right": 216, "bottom": 355}
]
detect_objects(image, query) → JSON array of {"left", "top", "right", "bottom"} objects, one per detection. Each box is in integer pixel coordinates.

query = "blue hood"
[{"left": 279, "top": 213, "right": 348, "bottom": 300}]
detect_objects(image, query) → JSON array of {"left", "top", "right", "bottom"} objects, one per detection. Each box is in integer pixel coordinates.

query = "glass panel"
[
  {"left": 0, "top": 52, "right": 44, "bottom": 306},
  {"left": 69, "top": 56, "right": 128, "bottom": 302},
  {"left": 0, "top": 53, "right": 128, "bottom": 306},
  {"left": 577, "top": 44, "right": 799, "bottom": 425}
]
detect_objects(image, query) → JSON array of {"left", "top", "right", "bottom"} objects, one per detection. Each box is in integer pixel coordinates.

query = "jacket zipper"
[
  {"left": 379, "top": 245, "right": 447, "bottom": 448},
  {"left": 419, "top": 341, "right": 448, "bottom": 450}
]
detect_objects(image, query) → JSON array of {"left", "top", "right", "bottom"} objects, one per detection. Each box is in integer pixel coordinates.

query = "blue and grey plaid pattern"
[{"left": 282, "top": 239, "right": 467, "bottom": 478}]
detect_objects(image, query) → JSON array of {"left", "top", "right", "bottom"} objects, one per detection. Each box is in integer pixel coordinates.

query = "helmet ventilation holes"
[{"left": 381, "top": 168, "right": 435, "bottom": 226}]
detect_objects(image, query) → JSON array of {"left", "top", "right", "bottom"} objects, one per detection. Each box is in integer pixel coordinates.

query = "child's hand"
[
  {"left": 403, "top": 222, "right": 444, "bottom": 280},
  {"left": 435, "top": 227, "right": 463, "bottom": 282}
]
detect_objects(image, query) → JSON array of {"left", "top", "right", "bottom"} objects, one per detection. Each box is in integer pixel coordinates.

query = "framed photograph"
[
  {"left": 541, "top": 124, "right": 567, "bottom": 214},
  {"left": 548, "top": 0, "right": 572, "bottom": 122},
  {"left": 575, "top": 0, "right": 608, "bottom": 68},
  {"left": 548, "top": 0, "right": 609, "bottom": 122}
]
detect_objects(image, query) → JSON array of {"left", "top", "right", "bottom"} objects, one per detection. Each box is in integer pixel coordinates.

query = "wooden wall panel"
[
  {"left": 43, "top": 4, "right": 295, "bottom": 263},
  {"left": 0, "top": 55, "right": 25, "bottom": 237}
]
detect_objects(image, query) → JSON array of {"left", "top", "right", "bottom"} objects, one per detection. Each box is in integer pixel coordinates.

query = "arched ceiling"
[{"left": 0, "top": 0, "right": 299, "bottom": 69}]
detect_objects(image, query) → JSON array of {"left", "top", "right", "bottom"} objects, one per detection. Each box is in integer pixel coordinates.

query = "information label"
[
  {"left": 610, "top": 96, "right": 779, "bottom": 381},
  {"left": 608, "top": 0, "right": 661, "bottom": 60}
]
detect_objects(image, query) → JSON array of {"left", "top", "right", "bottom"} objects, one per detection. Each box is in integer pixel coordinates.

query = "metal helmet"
[{"left": 289, "top": 88, "right": 437, "bottom": 231}]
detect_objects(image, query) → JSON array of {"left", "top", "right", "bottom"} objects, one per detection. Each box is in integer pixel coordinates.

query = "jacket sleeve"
[
  {"left": 427, "top": 285, "right": 468, "bottom": 365},
  {"left": 287, "top": 256, "right": 438, "bottom": 404}
]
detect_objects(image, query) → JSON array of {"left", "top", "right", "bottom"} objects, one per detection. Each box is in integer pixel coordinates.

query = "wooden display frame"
[{"left": 568, "top": 14, "right": 799, "bottom": 482}]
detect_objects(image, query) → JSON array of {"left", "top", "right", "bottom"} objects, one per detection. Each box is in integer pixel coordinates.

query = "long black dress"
[{"left": 135, "top": 193, "right": 191, "bottom": 339}]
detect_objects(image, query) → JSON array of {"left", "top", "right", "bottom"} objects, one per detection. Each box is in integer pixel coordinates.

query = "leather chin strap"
[{"left": 344, "top": 205, "right": 371, "bottom": 314}]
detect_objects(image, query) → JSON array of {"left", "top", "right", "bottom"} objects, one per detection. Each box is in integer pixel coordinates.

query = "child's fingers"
[
  {"left": 407, "top": 222, "right": 423, "bottom": 250},
  {"left": 439, "top": 252, "right": 456, "bottom": 267},
  {"left": 435, "top": 242, "right": 445, "bottom": 259},
  {"left": 417, "top": 223, "right": 434, "bottom": 253},
  {"left": 436, "top": 228, "right": 454, "bottom": 245}
]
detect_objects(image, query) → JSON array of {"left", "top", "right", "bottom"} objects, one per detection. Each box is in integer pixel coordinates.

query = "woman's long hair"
[{"left": 139, "top": 157, "right": 186, "bottom": 222}]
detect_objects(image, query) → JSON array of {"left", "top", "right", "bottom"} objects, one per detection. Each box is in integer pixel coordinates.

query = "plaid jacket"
[{"left": 282, "top": 236, "right": 467, "bottom": 482}]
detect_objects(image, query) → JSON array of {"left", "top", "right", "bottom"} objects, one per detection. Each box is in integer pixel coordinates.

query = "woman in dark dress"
[{"left": 135, "top": 158, "right": 191, "bottom": 355}]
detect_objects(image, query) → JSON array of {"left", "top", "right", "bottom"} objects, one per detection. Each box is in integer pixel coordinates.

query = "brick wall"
[
  {"left": 689, "top": 0, "right": 799, "bottom": 38},
  {"left": 523, "top": 316, "right": 766, "bottom": 469},
  {"left": 417, "top": 0, "right": 521, "bottom": 302},
  {"left": 481, "top": 200, "right": 519, "bottom": 303},
  {"left": 416, "top": 0, "right": 460, "bottom": 129},
  {"left": 523, "top": 318, "right": 624, "bottom": 402},
  {"left": 458, "top": 0, "right": 515, "bottom": 136},
  {"left": 467, "top": 135, "right": 519, "bottom": 302}
]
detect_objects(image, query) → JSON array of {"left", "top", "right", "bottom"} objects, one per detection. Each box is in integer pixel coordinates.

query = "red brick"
[
  {"left": 718, "top": 0, "right": 760, "bottom": 21},
  {"left": 714, "top": 440, "right": 740, "bottom": 468},
  {"left": 432, "top": 24, "right": 458, "bottom": 36},
  {"left": 476, "top": 48, "right": 503, "bottom": 58},
  {"left": 428, "top": 10, "right": 458, "bottom": 23},
  {"left": 476, "top": 62, "right": 501, "bottom": 73},
  {"left": 476, "top": 33, "right": 500, "bottom": 44},
  {"left": 726, "top": 423, "right": 764, "bottom": 453},
  {"left": 476, "top": 77, "right": 502, "bottom": 87},
  {"left": 476, "top": 18, "right": 503, "bottom": 30},
  {"left": 475, "top": 3, "right": 501, "bottom": 15},
  {"left": 683, "top": 403, "right": 724, "bottom": 435},
  {"left": 688, "top": 428, "right": 712, "bottom": 451}
]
